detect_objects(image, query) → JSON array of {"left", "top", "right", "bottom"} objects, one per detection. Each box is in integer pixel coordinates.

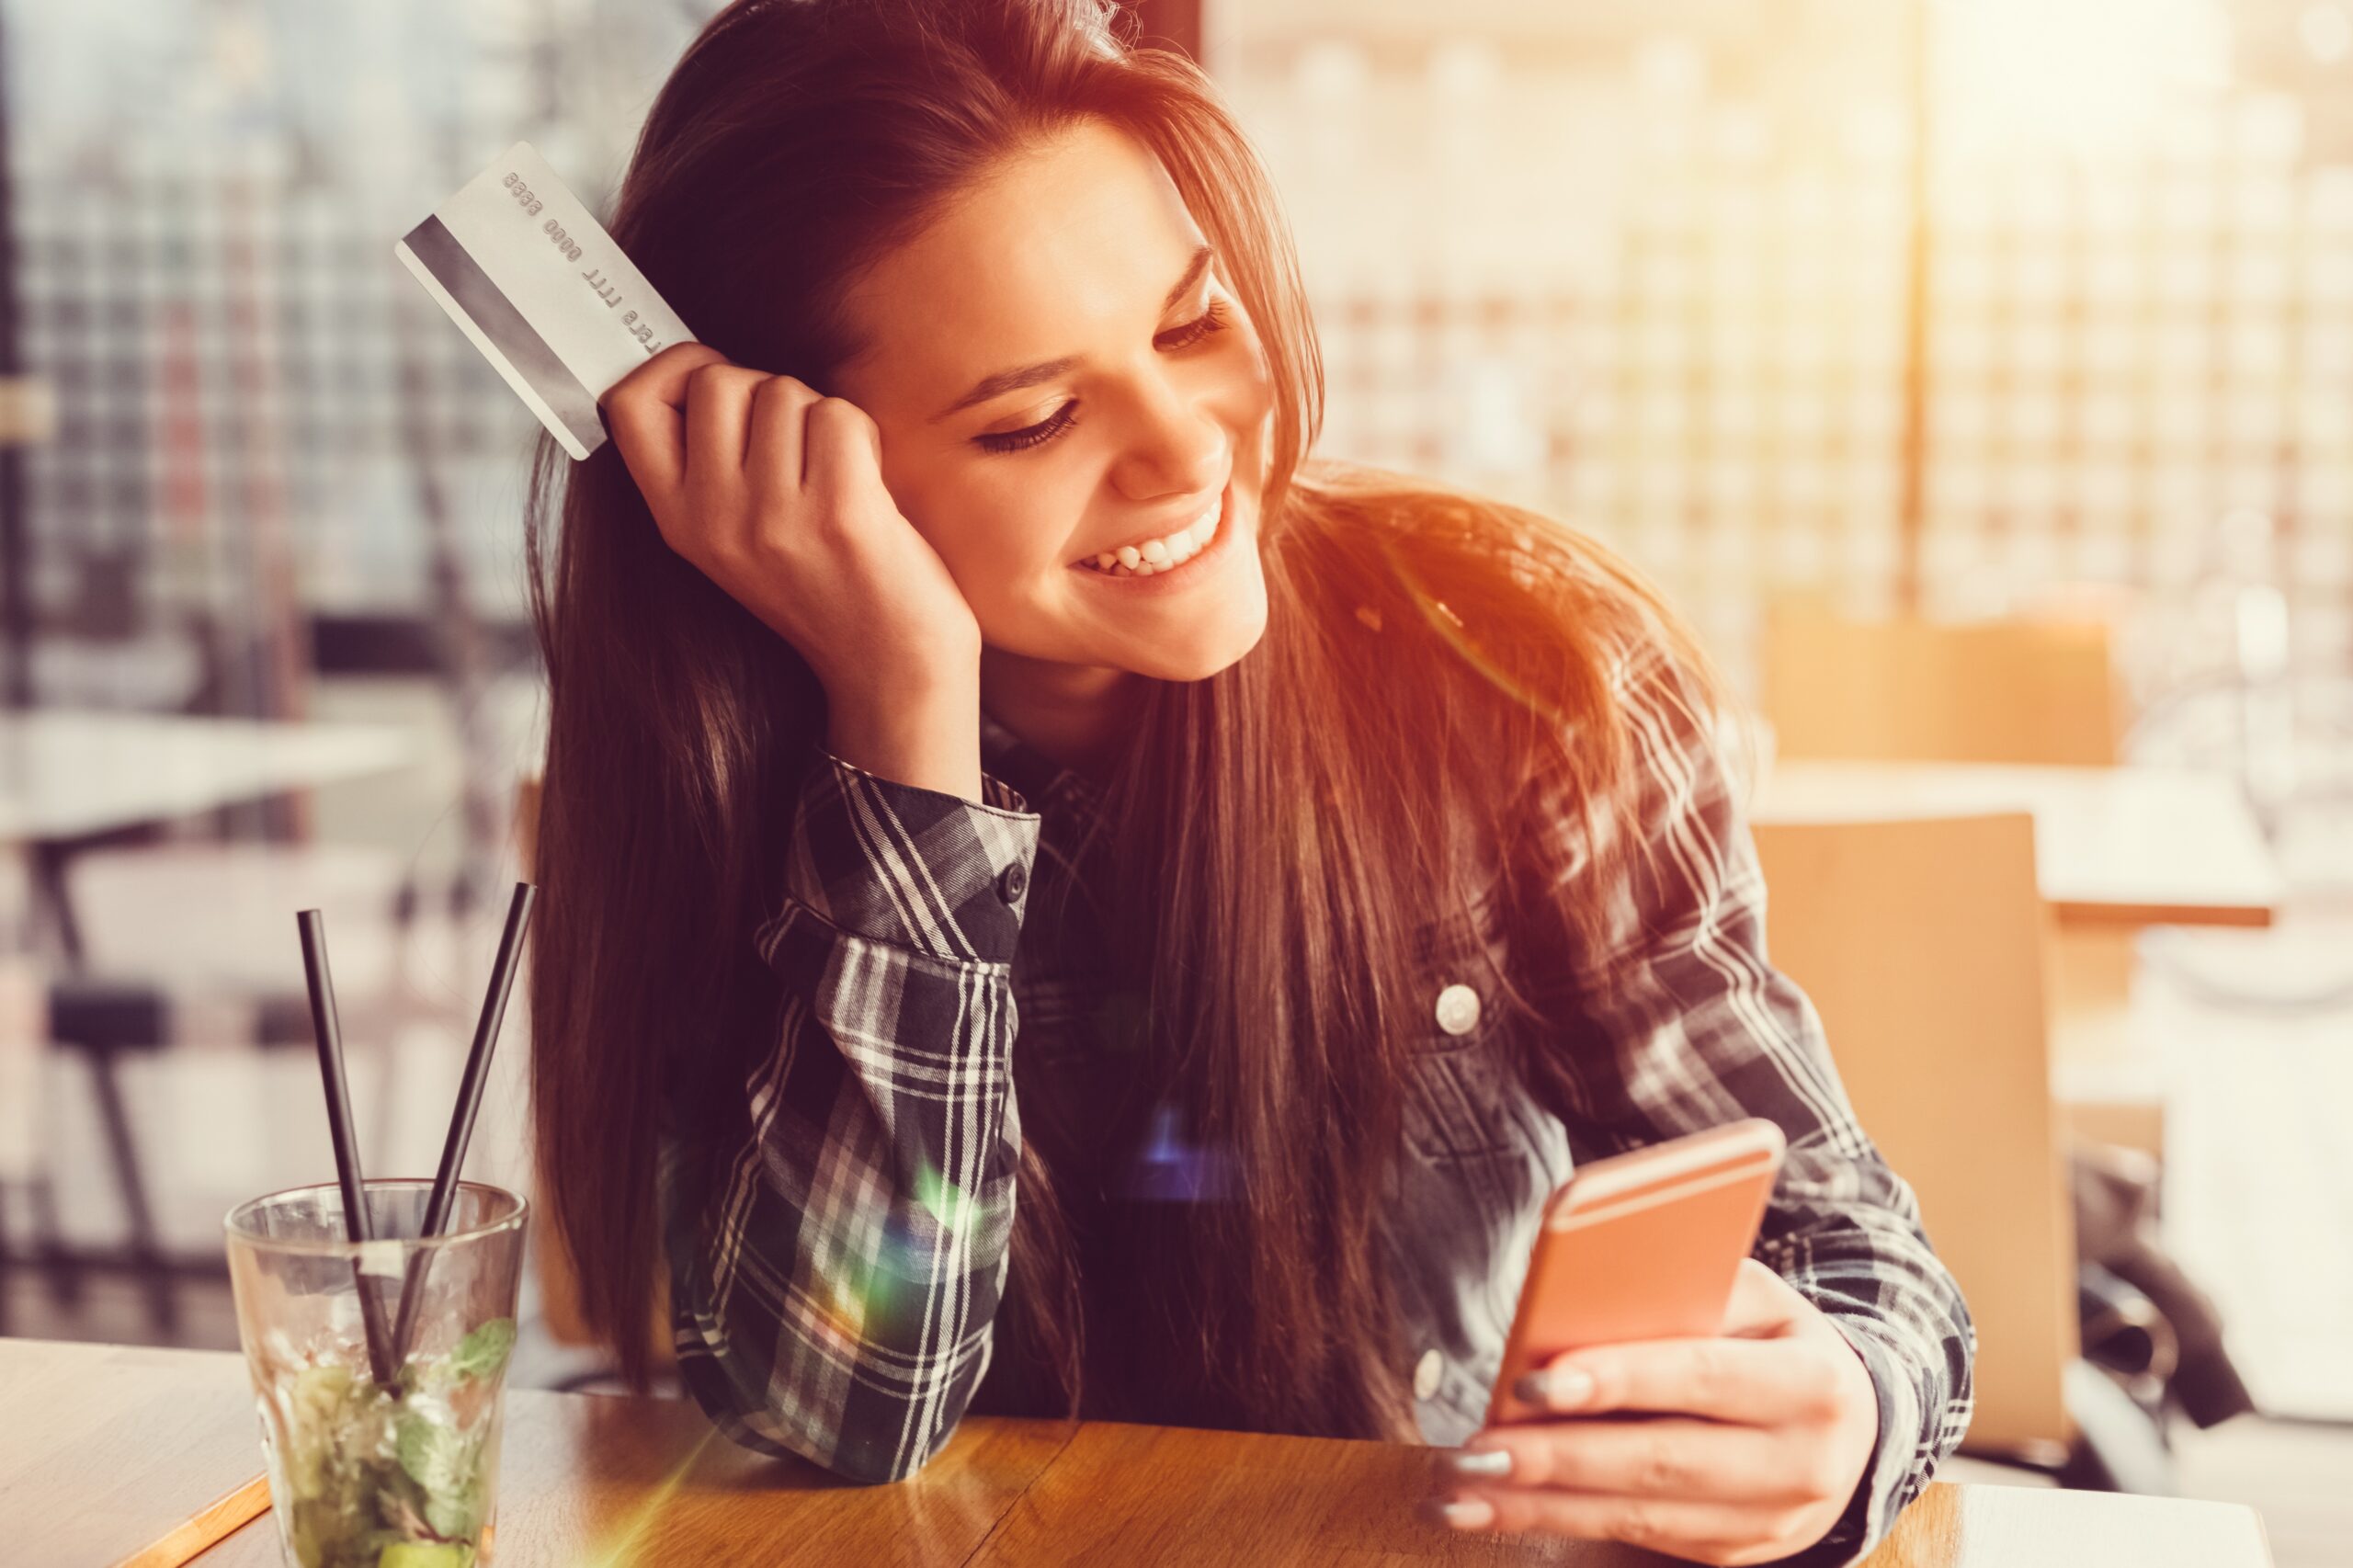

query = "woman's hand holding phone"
[
  {"left": 1437, "top": 1259, "right": 1881, "bottom": 1566},
  {"left": 601, "top": 343, "right": 986, "bottom": 799}
]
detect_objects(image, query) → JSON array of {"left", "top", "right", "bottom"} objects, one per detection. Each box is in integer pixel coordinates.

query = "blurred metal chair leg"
[
  {"left": 23, "top": 1173, "right": 77, "bottom": 1308},
  {"left": 83, "top": 1045, "right": 174, "bottom": 1331}
]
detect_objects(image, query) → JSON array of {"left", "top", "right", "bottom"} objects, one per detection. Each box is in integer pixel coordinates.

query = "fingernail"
[
  {"left": 1513, "top": 1366, "right": 1597, "bottom": 1410},
  {"left": 1418, "top": 1496, "right": 1497, "bottom": 1530},
  {"left": 1442, "top": 1447, "right": 1514, "bottom": 1478}
]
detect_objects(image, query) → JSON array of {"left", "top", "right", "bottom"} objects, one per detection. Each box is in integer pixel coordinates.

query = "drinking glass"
[{"left": 225, "top": 1179, "right": 528, "bottom": 1568}]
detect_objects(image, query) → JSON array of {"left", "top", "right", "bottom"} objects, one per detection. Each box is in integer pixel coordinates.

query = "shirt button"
[
  {"left": 995, "top": 861, "right": 1028, "bottom": 903},
  {"left": 1434, "top": 982, "right": 1482, "bottom": 1037},
  {"left": 1414, "top": 1347, "right": 1444, "bottom": 1402}
]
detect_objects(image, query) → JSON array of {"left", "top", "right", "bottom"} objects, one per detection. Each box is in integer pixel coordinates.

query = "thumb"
[{"left": 1720, "top": 1257, "right": 1809, "bottom": 1338}]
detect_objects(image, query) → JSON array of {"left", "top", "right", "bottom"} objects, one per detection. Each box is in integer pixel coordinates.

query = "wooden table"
[
  {"left": 0, "top": 1339, "right": 2273, "bottom": 1568},
  {"left": 1752, "top": 760, "right": 2284, "bottom": 930}
]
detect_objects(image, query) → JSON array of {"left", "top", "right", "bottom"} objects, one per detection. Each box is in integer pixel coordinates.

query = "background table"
[
  {"left": 0, "top": 710, "right": 421, "bottom": 1335},
  {"left": 1752, "top": 759, "right": 2285, "bottom": 929},
  {"left": 0, "top": 709, "right": 415, "bottom": 844},
  {"left": 0, "top": 1338, "right": 2274, "bottom": 1567}
]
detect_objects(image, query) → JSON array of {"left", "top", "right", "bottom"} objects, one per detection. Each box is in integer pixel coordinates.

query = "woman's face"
[{"left": 828, "top": 119, "right": 1275, "bottom": 691}]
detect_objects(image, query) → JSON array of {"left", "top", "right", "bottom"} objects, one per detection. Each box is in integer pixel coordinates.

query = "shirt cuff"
[
  {"left": 777, "top": 740, "right": 1042, "bottom": 967},
  {"left": 1755, "top": 1316, "right": 1926, "bottom": 1568}
]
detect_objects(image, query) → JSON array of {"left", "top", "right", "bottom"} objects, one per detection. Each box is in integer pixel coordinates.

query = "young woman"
[{"left": 527, "top": 2, "right": 1974, "bottom": 1562}]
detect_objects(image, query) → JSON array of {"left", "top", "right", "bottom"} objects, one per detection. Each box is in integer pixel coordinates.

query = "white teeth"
[{"left": 1076, "top": 493, "right": 1223, "bottom": 574}]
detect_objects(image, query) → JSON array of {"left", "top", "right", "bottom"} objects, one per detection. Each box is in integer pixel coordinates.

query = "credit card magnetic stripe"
[{"left": 395, "top": 212, "right": 607, "bottom": 460}]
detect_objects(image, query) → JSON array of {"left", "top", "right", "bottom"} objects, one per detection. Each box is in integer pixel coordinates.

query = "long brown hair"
[{"left": 526, "top": 0, "right": 1731, "bottom": 1439}]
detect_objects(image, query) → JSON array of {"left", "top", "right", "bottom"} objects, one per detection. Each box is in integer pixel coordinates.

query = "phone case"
[{"left": 1487, "top": 1118, "right": 1787, "bottom": 1426}]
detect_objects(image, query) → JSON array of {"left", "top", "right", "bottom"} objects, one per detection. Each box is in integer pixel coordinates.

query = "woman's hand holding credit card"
[
  {"left": 1430, "top": 1119, "right": 1883, "bottom": 1566},
  {"left": 394, "top": 142, "right": 696, "bottom": 463},
  {"left": 398, "top": 143, "right": 984, "bottom": 790},
  {"left": 599, "top": 344, "right": 983, "bottom": 726}
]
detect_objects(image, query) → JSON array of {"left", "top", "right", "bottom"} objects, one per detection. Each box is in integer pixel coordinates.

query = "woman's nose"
[{"left": 1109, "top": 375, "right": 1230, "bottom": 499}]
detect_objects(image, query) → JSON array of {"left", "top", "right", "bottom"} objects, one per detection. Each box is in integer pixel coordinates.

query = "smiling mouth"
[{"left": 1070, "top": 485, "right": 1227, "bottom": 578}]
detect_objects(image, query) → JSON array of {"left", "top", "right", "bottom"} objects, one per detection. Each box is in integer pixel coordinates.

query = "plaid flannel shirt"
[{"left": 658, "top": 631, "right": 1974, "bottom": 1566}]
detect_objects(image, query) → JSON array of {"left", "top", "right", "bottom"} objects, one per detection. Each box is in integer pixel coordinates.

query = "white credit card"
[{"left": 393, "top": 141, "right": 695, "bottom": 460}]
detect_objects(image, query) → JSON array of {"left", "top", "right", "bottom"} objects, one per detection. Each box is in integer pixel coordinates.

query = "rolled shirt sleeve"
[{"left": 663, "top": 740, "right": 1041, "bottom": 1483}]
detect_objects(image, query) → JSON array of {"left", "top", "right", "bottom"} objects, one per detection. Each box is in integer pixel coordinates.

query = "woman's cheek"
[
  {"left": 1234, "top": 336, "right": 1276, "bottom": 426},
  {"left": 956, "top": 499, "right": 1075, "bottom": 592}
]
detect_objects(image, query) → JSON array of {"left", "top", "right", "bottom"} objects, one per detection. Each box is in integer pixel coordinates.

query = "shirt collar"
[{"left": 979, "top": 707, "right": 1105, "bottom": 819}]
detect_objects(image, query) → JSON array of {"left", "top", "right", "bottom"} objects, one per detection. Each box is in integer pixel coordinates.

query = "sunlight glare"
[{"left": 1934, "top": 0, "right": 2232, "bottom": 162}]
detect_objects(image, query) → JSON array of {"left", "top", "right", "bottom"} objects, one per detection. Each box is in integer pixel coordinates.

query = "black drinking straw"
[
  {"left": 389, "top": 881, "right": 538, "bottom": 1365},
  {"left": 298, "top": 908, "right": 399, "bottom": 1389}
]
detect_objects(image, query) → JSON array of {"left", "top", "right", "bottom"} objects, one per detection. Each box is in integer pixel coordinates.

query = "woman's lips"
[{"left": 1067, "top": 483, "right": 1234, "bottom": 589}]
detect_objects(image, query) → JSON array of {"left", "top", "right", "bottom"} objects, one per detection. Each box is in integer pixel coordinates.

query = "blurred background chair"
[
  {"left": 1759, "top": 600, "right": 2165, "bottom": 1159},
  {"left": 28, "top": 840, "right": 412, "bottom": 1332},
  {"left": 0, "top": 952, "right": 44, "bottom": 1336},
  {"left": 1760, "top": 602, "right": 2128, "bottom": 768},
  {"left": 1751, "top": 813, "right": 2072, "bottom": 1455},
  {"left": 1752, "top": 811, "right": 2167, "bottom": 1490}
]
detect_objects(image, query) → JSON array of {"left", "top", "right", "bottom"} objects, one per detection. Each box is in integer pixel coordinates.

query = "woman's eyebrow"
[{"left": 928, "top": 242, "right": 1215, "bottom": 424}]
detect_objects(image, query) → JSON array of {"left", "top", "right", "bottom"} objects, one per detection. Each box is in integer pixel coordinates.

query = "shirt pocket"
[{"left": 1399, "top": 889, "right": 1523, "bottom": 1168}]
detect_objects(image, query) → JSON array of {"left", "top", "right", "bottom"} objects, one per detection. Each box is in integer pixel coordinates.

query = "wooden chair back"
[
  {"left": 1761, "top": 601, "right": 2147, "bottom": 1139},
  {"left": 1752, "top": 812, "right": 2078, "bottom": 1456},
  {"left": 1761, "top": 606, "right": 2123, "bottom": 767}
]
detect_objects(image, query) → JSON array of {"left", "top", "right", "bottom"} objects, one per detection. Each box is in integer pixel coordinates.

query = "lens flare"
[
  {"left": 913, "top": 1161, "right": 979, "bottom": 1239},
  {"left": 574, "top": 1424, "right": 722, "bottom": 1568}
]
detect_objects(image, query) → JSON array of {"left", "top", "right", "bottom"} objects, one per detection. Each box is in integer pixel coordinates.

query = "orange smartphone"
[{"left": 1488, "top": 1117, "right": 1787, "bottom": 1426}]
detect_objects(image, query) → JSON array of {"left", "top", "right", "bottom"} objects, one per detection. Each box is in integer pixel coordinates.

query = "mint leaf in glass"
[
  {"left": 445, "top": 1316, "right": 517, "bottom": 1382},
  {"left": 270, "top": 1321, "right": 507, "bottom": 1568},
  {"left": 422, "top": 1462, "right": 488, "bottom": 1542},
  {"left": 396, "top": 1410, "right": 488, "bottom": 1540},
  {"left": 395, "top": 1412, "right": 467, "bottom": 1497}
]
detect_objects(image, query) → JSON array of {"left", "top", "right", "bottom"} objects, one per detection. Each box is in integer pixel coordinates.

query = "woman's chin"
[{"left": 1131, "top": 587, "right": 1269, "bottom": 683}]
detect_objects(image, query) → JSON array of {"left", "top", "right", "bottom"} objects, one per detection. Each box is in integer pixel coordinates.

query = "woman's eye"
[
  {"left": 976, "top": 401, "right": 1080, "bottom": 454},
  {"left": 1158, "top": 298, "right": 1232, "bottom": 352},
  {"left": 972, "top": 300, "right": 1234, "bottom": 456}
]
